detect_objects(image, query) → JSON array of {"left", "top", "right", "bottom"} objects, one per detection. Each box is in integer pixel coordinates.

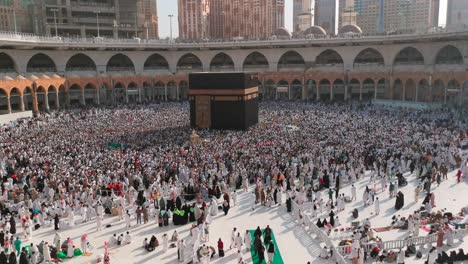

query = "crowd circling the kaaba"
[{"left": 0, "top": 101, "right": 466, "bottom": 264}]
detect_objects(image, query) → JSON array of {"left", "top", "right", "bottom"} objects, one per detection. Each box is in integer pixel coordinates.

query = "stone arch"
[
  {"left": 9, "top": 87, "right": 21, "bottom": 112},
  {"left": 432, "top": 79, "right": 445, "bottom": 103},
  {"left": 154, "top": 81, "right": 165, "bottom": 101},
  {"left": 177, "top": 53, "right": 203, "bottom": 71},
  {"left": 0, "top": 88, "right": 7, "bottom": 113},
  {"left": 0, "top": 52, "right": 17, "bottom": 73},
  {"left": 417, "top": 79, "right": 430, "bottom": 102},
  {"left": 316, "top": 49, "right": 343, "bottom": 65},
  {"left": 179, "top": 80, "right": 189, "bottom": 100},
  {"left": 36, "top": 86, "right": 47, "bottom": 110},
  {"left": 106, "top": 53, "right": 135, "bottom": 72},
  {"left": 243, "top": 52, "right": 269, "bottom": 70},
  {"left": 27, "top": 53, "right": 57, "bottom": 73},
  {"left": 446, "top": 79, "right": 461, "bottom": 106},
  {"left": 405, "top": 79, "right": 416, "bottom": 101},
  {"left": 264, "top": 79, "right": 276, "bottom": 100},
  {"left": 394, "top": 47, "right": 424, "bottom": 65},
  {"left": 305, "top": 79, "right": 317, "bottom": 100},
  {"left": 23, "top": 86, "right": 33, "bottom": 110},
  {"left": 393, "top": 79, "right": 403, "bottom": 100},
  {"left": 144, "top": 53, "right": 169, "bottom": 70},
  {"left": 142, "top": 81, "right": 152, "bottom": 101},
  {"left": 278, "top": 51, "right": 305, "bottom": 70},
  {"left": 69, "top": 84, "right": 83, "bottom": 106},
  {"left": 435, "top": 45, "right": 463, "bottom": 64},
  {"left": 462, "top": 81, "right": 468, "bottom": 106},
  {"left": 349, "top": 79, "right": 360, "bottom": 100},
  {"left": 66, "top": 53, "right": 97, "bottom": 72},
  {"left": 333, "top": 79, "right": 345, "bottom": 100},
  {"left": 47, "top": 85, "right": 58, "bottom": 109},
  {"left": 277, "top": 80, "right": 289, "bottom": 100},
  {"left": 127, "top": 82, "right": 138, "bottom": 103},
  {"left": 113, "top": 82, "right": 126, "bottom": 104},
  {"left": 167, "top": 81, "right": 177, "bottom": 100},
  {"left": 210, "top": 52, "right": 234, "bottom": 71},
  {"left": 23, "top": 86, "right": 34, "bottom": 110},
  {"left": 376, "top": 78, "right": 388, "bottom": 99},
  {"left": 362, "top": 78, "right": 375, "bottom": 100},
  {"left": 354, "top": 48, "right": 384, "bottom": 66},
  {"left": 291, "top": 79, "right": 302, "bottom": 100},
  {"left": 84, "top": 83, "right": 97, "bottom": 105},
  {"left": 58, "top": 85, "right": 66, "bottom": 107},
  {"left": 319, "top": 79, "right": 331, "bottom": 101}
]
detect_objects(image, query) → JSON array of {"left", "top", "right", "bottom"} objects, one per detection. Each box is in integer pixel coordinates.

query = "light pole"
[
  {"left": 50, "top": 8, "right": 58, "bottom": 37},
  {"left": 94, "top": 11, "right": 101, "bottom": 38},
  {"left": 168, "top": 14, "right": 173, "bottom": 40}
]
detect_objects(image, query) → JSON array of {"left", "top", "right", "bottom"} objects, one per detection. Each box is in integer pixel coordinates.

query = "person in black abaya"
[
  {"left": 19, "top": 250, "right": 28, "bottom": 264},
  {"left": 395, "top": 191, "right": 404, "bottom": 210},
  {"left": 254, "top": 227, "right": 262, "bottom": 239},
  {"left": 10, "top": 217, "right": 16, "bottom": 235},
  {"left": 8, "top": 252, "right": 17, "bottom": 264},
  {"left": 0, "top": 251, "right": 7, "bottom": 264},
  {"left": 54, "top": 214, "right": 60, "bottom": 230},
  {"left": 273, "top": 188, "right": 278, "bottom": 204},
  {"left": 0, "top": 230, "right": 4, "bottom": 247},
  {"left": 264, "top": 226, "right": 272, "bottom": 245},
  {"left": 222, "top": 199, "right": 230, "bottom": 216},
  {"left": 286, "top": 195, "right": 292, "bottom": 212},
  {"left": 329, "top": 210, "right": 335, "bottom": 227}
]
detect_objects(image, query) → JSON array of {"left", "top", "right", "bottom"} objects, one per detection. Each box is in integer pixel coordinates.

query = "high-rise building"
[
  {"left": 349, "top": 0, "right": 440, "bottom": 34},
  {"left": 178, "top": 0, "right": 210, "bottom": 40},
  {"left": 315, "top": 0, "right": 339, "bottom": 34},
  {"left": 339, "top": 0, "right": 357, "bottom": 28},
  {"left": 293, "top": 0, "right": 314, "bottom": 33},
  {"left": 206, "top": 0, "right": 285, "bottom": 40},
  {"left": 446, "top": 0, "right": 468, "bottom": 26},
  {"left": 34, "top": 0, "right": 157, "bottom": 39},
  {"left": 139, "top": 0, "right": 159, "bottom": 39},
  {"left": 0, "top": 0, "right": 34, "bottom": 33}
]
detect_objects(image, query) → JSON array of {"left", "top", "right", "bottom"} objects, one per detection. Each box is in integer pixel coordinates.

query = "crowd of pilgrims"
[{"left": 0, "top": 101, "right": 465, "bottom": 264}]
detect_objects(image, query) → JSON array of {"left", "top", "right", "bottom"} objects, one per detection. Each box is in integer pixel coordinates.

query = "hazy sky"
[{"left": 157, "top": 0, "right": 447, "bottom": 39}]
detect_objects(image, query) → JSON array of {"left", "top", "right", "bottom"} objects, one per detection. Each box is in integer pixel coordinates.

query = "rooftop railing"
[{"left": 0, "top": 25, "right": 467, "bottom": 48}]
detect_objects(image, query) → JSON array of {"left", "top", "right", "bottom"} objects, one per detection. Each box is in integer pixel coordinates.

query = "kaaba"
[{"left": 189, "top": 72, "right": 259, "bottom": 130}]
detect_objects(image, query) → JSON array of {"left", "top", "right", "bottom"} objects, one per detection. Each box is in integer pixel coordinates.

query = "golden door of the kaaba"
[{"left": 195, "top": 96, "right": 211, "bottom": 128}]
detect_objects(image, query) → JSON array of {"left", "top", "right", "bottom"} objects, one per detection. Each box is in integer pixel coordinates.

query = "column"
[
  {"left": 96, "top": 89, "right": 100, "bottom": 105},
  {"left": 344, "top": 84, "right": 349, "bottom": 101},
  {"left": 415, "top": 85, "right": 419, "bottom": 102},
  {"left": 32, "top": 85, "right": 39, "bottom": 113},
  {"left": 44, "top": 93, "right": 50, "bottom": 110},
  {"left": 359, "top": 82, "right": 363, "bottom": 101},
  {"left": 81, "top": 89, "right": 86, "bottom": 106},
  {"left": 164, "top": 85, "right": 167, "bottom": 101},
  {"left": 330, "top": 85, "right": 333, "bottom": 101},
  {"left": 316, "top": 85, "right": 319, "bottom": 101},
  {"left": 176, "top": 85, "right": 180, "bottom": 100},
  {"left": 7, "top": 96, "right": 11, "bottom": 114},
  {"left": 301, "top": 85, "right": 306, "bottom": 100},
  {"left": 288, "top": 84, "right": 292, "bottom": 100},
  {"left": 20, "top": 95, "right": 25, "bottom": 111},
  {"left": 66, "top": 82, "right": 71, "bottom": 107},
  {"left": 444, "top": 86, "right": 447, "bottom": 104},
  {"left": 374, "top": 82, "right": 378, "bottom": 100},
  {"left": 125, "top": 88, "right": 129, "bottom": 104},
  {"left": 55, "top": 92, "right": 60, "bottom": 110},
  {"left": 138, "top": 87, "right": 142, "bottom": 103},
  {"left": 402, "top": 85, "right": 406, "bottom": 101}
]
